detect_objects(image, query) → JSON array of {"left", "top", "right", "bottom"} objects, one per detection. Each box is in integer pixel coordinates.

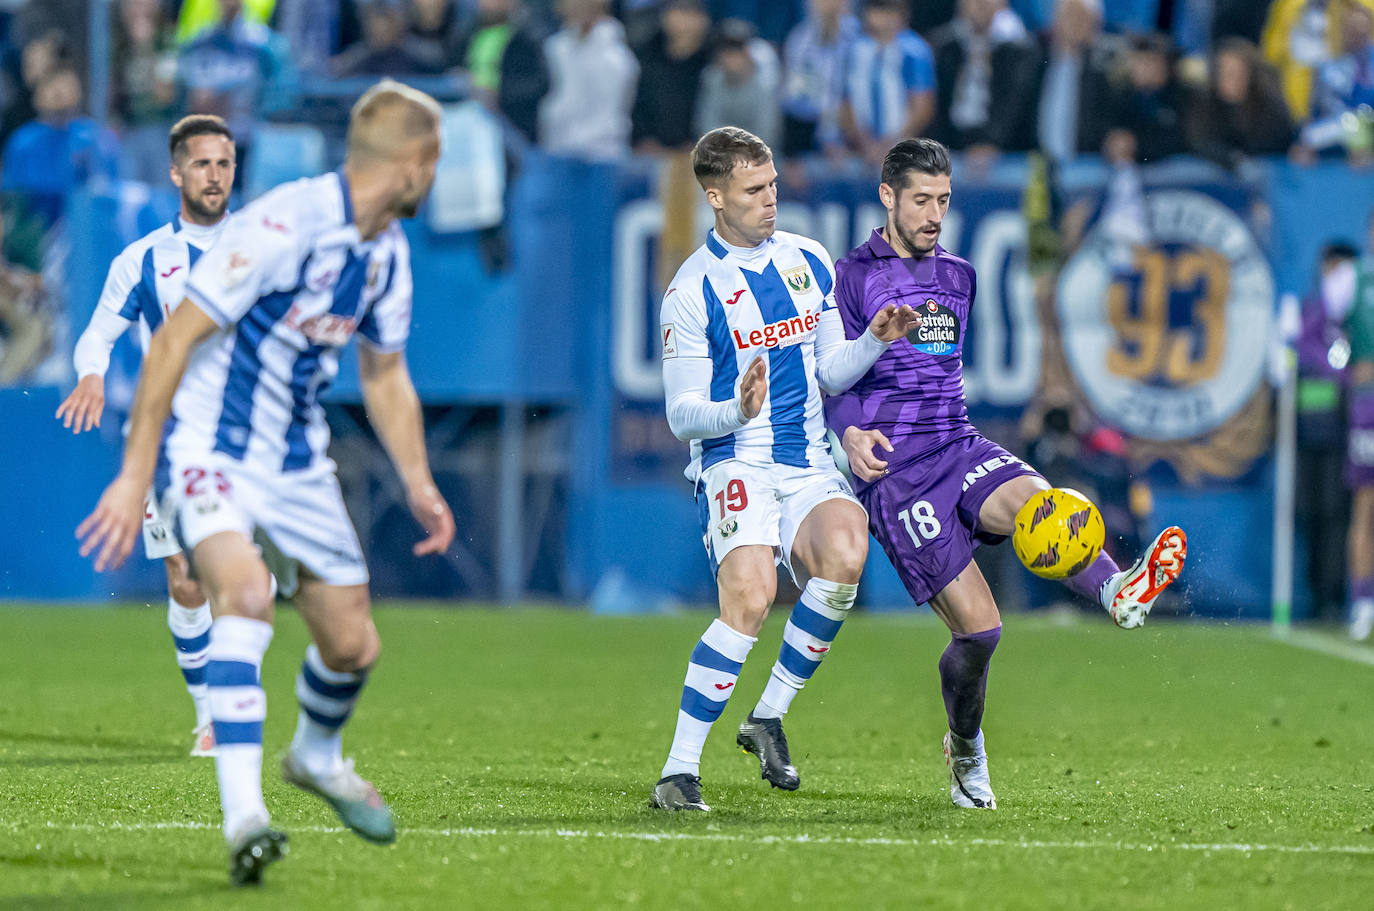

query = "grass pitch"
[{"left": 2, "top": 604, "right": 1373, "bottom": 910}]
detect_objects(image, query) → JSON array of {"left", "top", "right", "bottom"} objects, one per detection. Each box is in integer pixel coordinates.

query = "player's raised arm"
[
  {"left": 812, "top": 304, "right": 918, "bottom": 395},
  {"left": 76, "top": 299, "right": 219, "bottom": 570},
  {"left": 660, "top": 282, "right": 761, "bottom": 440},
  {"left": 358, "top": 345, "right": 455, "bottom": 556}
]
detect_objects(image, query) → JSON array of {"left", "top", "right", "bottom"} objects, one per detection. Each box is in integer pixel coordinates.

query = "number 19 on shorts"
[{"left": 898, "top": 500, "right": 942, "bottom": 548}]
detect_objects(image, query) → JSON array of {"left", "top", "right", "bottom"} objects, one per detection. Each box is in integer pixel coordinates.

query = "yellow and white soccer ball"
[{"left": 1011, "top": 488, "right": 1105, "bottom": 580}]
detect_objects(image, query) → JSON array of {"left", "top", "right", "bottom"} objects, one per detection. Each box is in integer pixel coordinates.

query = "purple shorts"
[
  {"left": 1349, "top": 389, "right": 1374, "bottom": 488},
  {"left": 860, "top": 434, "right": 1040, "bottom": 605}
]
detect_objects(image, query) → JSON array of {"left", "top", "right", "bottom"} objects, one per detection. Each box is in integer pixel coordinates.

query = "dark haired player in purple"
[{"left": 825, "top": 138, "right": 1187, "bottom": 810}]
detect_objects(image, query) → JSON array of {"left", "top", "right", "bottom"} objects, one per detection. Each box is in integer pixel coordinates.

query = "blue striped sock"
[
  {"left": 753, "top": 578, "right": 856, "bottom": 719},
  {"left": 167, "top": 598, "right": 212, "bottom": 727},
  {"left": 290, "top": 644, "right": 367, "bottom": 777},
  {"left": 205, "top": 615, "right": 274, "bottom": 837},
  {"left": 661, "top": 619, "right": 756, "bottom": 779}
]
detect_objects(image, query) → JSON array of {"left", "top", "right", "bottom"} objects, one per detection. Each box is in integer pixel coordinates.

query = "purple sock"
[
  {"left": 1350, "top": 577, "right": 1374, "bottom": 602},
  {"left": 938, "top": 626, "right": 1001, "bottom": 740},
  {"left": 1062, "top": 550, "right": 1120, "bottom": 606}
]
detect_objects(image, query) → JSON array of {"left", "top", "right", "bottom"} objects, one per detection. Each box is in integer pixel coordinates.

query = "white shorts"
[
  {"left": 142, "top": 486, "right": 181, "bottom": 560},
  {"left": 162, "top": 452, "right": 369, "bottom": 593},
  {"left": 694, "top": 459, "right": 864, "bottom": 583}
]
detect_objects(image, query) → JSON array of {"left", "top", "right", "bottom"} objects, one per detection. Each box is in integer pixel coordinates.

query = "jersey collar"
[
  {"left": 706, "top": 228, "right": 775, "bottom": 265},
  {"left": 336, "top": 168, "right": 355, "bottom": 226}
]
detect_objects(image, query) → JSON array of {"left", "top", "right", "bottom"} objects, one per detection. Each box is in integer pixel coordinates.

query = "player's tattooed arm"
[{"left": 841, "top": 425, "right": 894, "bottom": 482}]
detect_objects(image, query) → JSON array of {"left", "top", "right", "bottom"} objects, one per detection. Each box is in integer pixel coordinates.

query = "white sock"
[
  {"left": 661, "top": 619, "right": 756, "bottom": 779},
  {"left": 290, "top": 644, "right": 367, "bottom": 777},
  {"left": 753, "top": 578, "right": 856, "bottom": 719},
  {"left": 205, "top": 615, "right": 274, "bottom": 840},
  {"left": 167, "top": 597, "right": 213, "bottom": 727}
]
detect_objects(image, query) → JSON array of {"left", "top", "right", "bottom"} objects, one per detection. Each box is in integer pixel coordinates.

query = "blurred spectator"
[
  {"left": 1339, "top": 210, "right": 1374, "bottom": 638},
  {"left": 837, "top": 0, "right": 936, "bottom": 165},
  {"left": 1298, "top": 1, "right": 1374, "bottom": 162},
  {"left": 1100, "top": 33, "right": 1190, "bottom": 163},
  {"left": 1185, "top": 37, "right": 1295, "bottom": 168},
  {"left": 0, "top": 28, "right": 69, "bottom": 147},
  {"left": 695, "top": 19, "right": 782, "bottom": 149},
  {"left": 1101, "top": 0, "right": 1157, "bottom": 32},
  {"left": 273, "top": 0, "right": 343, "bottom": 75},
  {"left": 780, "top": 0, "right": 860, "bottom": 159},
  {"left": 410, "top": 0, "right": 465, "bottom": 68},
  {"left": 176, "top": 0, "right": 275, "bottom": 45},
  {"left": 632, "top": 0, "right": 712, "bottom": 154},
  {"left": 908, "top": 0, "right": 959, "bottom": 35},
  {"left": 1027, "top": 0, "right": 1121, "bottom": 163},
  {"left": 1261, "top": 0, "right": 1339, "bottom": 123},
  {"left": 332, "top": 0, "right": 447, "bottom": 76},
  {"left": 457, "top": 0, "right": 550, "bottom": 144},
  {"left": 0, "top": 206, "right": 48, "bottom": 386},
  {"left": 707, "top": 0, "right": 806, "bottom": 45},
  {"left": 1212, "top": 0, "right": 1276, "bottom": 45},
  {"left": 928, "top": 0, "right": 1036, "bottom": 154},
  {"left": 112, "top": 0, "right": 179, "bottom": 127},
  {"left": 1294, "top": 240, "right": 1359, "bottom": 621},
  {"left": 539, "top": 0, "right": 639, "bottom": 161},
  {"left": 1, "top": 66, "right": 120, "bottom": 232},
  {"left": 178, "top": 0, "right": 297, "bottom": 180}
]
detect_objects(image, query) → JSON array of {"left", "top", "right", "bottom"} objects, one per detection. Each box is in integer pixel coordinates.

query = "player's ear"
[
  {"left": 704, "top": 184, "right": 726, "bottom": 213},
  {"left": 878, "top": 182, "right": 894, "bottom": 210},
  {"left": 169, "top": 161, "right": 183, "bottom": 189}
]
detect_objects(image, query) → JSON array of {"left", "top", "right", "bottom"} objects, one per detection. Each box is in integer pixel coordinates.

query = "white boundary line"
[
  {"left": 6, "top": 820, "right": 1373, "bottom": 856},
  {"left": 1270, "top": 629, "right": 1374, "bottom": 668}
]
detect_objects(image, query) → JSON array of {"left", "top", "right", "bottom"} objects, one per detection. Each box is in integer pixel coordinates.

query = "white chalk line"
[
  {"left": 4, "top": 820, "right": 1371, "bottom": 857},
  {"left": 1269, "top": 628, "right": 1374, "bottom": 668}
]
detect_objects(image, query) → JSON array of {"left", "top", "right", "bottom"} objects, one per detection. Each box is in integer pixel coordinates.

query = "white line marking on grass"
[
  {"left": 1271, "top": 629, "right": 1374, "bottom": 668},
  {"left": 10, "top": 820, "right": 1373, "bottom": 856}
]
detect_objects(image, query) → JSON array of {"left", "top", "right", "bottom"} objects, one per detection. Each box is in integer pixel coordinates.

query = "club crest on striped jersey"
[{"left": 781, "top": 265, "right": 814, "bottom": 296}]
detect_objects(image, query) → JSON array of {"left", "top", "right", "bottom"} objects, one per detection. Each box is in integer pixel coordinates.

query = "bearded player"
[
  {"left": 56, "top": 115, "right": 237, "bottom": 757},
  {"left": 651, "top": 126, "right": 919, "bottom": 812},
  {"left": 827, "top": 138, "right": 1187, "bottom": 810}
]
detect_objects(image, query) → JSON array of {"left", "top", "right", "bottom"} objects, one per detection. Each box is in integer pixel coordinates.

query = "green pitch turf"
[{"left": 2, "top": 605, "right": 1373, "bottom": 910}]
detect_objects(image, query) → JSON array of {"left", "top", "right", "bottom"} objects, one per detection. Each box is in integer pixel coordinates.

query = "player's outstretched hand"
[
  {"left": 867, "top": 303, "right": 920, "bottom": 343},
  {"left": 842, "top": 425, "right": 893, "bottom": 482},
  {"left": 738, "top": 356, "right": 768, "bottom": 420},
  {"left": 76, "top": 474, "right": 145, "bottom": 571},
  {"left": 407, "top": 482, "right": 455, "bottom": 557},
  {"left": 55, "top": 375, "right": 106, "bottom": 434}
]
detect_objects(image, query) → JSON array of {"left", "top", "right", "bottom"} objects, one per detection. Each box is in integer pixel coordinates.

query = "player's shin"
[
  {"left": 1059, "top": 550, "right": 1121, "bottom": 609},
  {"left": 167, "top": 597, "right": 213, "bottom": 728},
  {"left": 205, "top": 616, "right": 274, "bottom": 839},
  {"left": 753, "top": 578, "right": 857, "bottom": 719},
  {"left": 290, "top": 644, "right": 368, "bottom": 777},
  {"left": 661, "top": 619, "right": 756, "bottom": 778},
  {"left": 938, "top": 626, "right": 1000, "bottom": 740}
]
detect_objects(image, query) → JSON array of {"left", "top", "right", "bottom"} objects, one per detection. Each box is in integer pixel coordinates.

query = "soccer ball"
[{"left": 1011, "top": 488, "right": 1105, "bottom": 580}]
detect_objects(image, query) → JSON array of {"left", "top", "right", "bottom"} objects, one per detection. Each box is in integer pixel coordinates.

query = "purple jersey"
[{"left": 825, "top": 230, "right": 977, "bottom": 493}]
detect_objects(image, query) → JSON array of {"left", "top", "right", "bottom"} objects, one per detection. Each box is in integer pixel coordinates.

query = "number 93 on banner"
[{"left": 1012, "top": 488, "right": 1105, "bottom": 580}]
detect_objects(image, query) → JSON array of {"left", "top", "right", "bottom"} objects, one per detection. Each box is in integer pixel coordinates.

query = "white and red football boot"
[{"left": 1104, "top": 526, "right": 1187, "bottom": 629}]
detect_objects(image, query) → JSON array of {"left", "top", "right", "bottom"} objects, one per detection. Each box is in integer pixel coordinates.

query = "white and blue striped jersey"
[
  {"left": 841, "top": 30, "right": 935, "bottom": 138},
  {"left": 660, "top": 229, "right": 837, "bottom": 481},
  {"left": 78, "top": 215, "right": 226, "bottom": 374},
  {"left": 169, "top": 170, "right": 412, "bottom": 477}
]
